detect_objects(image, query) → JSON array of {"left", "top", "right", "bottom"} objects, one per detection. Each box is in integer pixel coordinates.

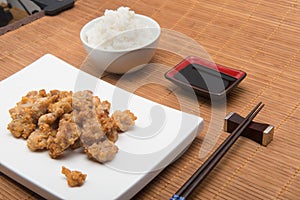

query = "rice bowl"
[{"left": 80, "top": 7, "right": 161, "bottom": 74}]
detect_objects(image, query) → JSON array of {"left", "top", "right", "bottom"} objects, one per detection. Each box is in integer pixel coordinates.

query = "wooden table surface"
[{"left": 1, "top": 0, "right": 300, "bottom": 199}]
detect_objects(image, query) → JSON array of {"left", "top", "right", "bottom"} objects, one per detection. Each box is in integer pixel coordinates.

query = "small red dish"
[{"left": 165, "top": 56, "right": 247, "bottom": 98}]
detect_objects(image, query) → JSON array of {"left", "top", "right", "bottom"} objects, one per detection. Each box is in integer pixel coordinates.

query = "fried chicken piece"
[
  {"left": 27, "top": 123, "right": 57, "bottom": 151},
  {"left": 49, "top": 113, "right": 80, "bottom": 158},
  {"left": 27, "top": 93, "right": 73, "bottom": 152},
  {"left": 112, "top": 110, "right": 137, "bottom": 132},
  {"left": 73, "top": 91, "right": 108, "bottom": 146},
  {"left": 27, "top": 112, "right": 60, "bottom": 151},
  {"left": 7, "top": 106, "right": 36, "bottom": 138},
  {"left": 103, "top": 110, "right": 136, "bottom": 142},
  {"left": 7, "top": 90, "right": 54, "bottom": 139},
  {"left": 30, "top": 95, "right": 58, "bottom": 120},
  {"left": 72, "top": 90, "right": 122, "bottom": 162},
  {"left": 61, "top": 166, "right": 87, "bottom": 187},
  {"left": 95, "top": 100, "right": 115, "bottom": 132},
  {"left": 85, "top": 140, "right": 118, "bottom": 163}
]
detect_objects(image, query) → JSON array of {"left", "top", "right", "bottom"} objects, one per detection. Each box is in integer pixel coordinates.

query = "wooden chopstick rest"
[{"left": 224, "top": 112, "right": 274, "bottom": 146}]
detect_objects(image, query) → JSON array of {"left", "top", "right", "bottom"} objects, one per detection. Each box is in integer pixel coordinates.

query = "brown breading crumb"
[{"left": 61, "top": 166, "right": 87, "bottom": 187}]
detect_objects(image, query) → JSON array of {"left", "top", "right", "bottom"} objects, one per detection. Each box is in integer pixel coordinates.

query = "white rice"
[{"left": 84, "top": 7, "right": 157, "bottom": 50}]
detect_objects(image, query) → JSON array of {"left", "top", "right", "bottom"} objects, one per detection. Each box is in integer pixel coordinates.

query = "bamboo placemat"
[{"left": 0, "top": 0, "right": 300, "bottom": 199}]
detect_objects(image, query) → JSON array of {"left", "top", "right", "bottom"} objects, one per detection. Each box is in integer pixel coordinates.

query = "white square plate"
[{"left": 0, "top": 54, "right": 203, "bottom": 199}]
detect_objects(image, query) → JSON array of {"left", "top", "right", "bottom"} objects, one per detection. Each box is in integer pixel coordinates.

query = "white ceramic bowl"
[{"left": 80, "top": 14, "right": 161, "bottom": 74}]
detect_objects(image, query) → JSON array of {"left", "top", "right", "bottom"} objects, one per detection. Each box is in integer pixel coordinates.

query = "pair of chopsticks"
[{"left": 170, "top": 102, "right": 264, "bottom": 200}]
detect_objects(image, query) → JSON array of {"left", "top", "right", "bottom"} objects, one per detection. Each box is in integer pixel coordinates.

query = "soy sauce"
[{"left": 173, "top": 63, "right": 237, "bottom": 94}]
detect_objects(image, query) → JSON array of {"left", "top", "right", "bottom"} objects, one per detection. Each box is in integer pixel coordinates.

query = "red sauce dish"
[{"left": 165, "top": 56, "right": 247, "bottom": 98}]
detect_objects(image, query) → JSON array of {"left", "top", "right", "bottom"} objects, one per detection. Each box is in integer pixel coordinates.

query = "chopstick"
[{"left": 171, "top": 102, "right": 264, "bottom": 200}]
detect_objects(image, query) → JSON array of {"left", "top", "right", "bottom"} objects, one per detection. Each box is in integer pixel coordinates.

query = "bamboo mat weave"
[{"left": 0, "top": 0, "right": 300, "bottom": 199}]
